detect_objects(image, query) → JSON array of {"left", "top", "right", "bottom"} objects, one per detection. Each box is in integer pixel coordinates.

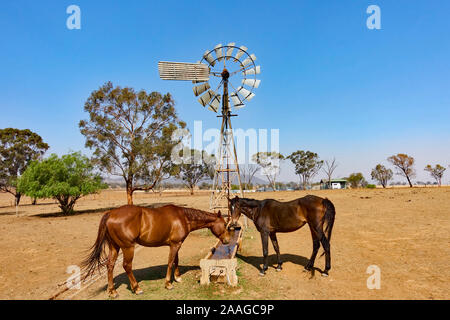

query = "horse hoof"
[
  {"left": 303, "top": 268, "right": 311, "bottom": 273},
  {"left": 259, "top": 271, "right": 266, "bottom": 277},
  {"left": 108, "top": 291, "right": 119, "bottom": 299},
  {"left": 165, "top": 284, "right": 174, "bottom": 290},
  {"left": 321, "top": 272, "right": 329, "bottom": 277},
  {"left": 135, "top": 288, "right": 144, "bottom": 295},
  {"left": 276, "top": 267, "right": 282, "bottom": 272},
  {"left": 174, "top": 277, "right": 182, "bottom": 283}
]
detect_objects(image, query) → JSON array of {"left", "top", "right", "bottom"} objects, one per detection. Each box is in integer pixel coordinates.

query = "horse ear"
[
  {"left": 217, "top": 210, "right": 221, "bottom": 218},
  {"left": 234, "top": 195, "right": 239, "bottom": 200}
]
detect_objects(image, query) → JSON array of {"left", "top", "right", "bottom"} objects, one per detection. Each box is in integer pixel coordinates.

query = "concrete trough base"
[{"left": 200, "top": 227, "right": 243, "bottom": 286}]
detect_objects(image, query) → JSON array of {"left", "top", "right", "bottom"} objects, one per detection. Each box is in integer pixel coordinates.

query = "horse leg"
[
  {"left": 269, "top": 232, "right": 282, "bottom": 272},
  {"left": 173, "top": 252, "right": 182, "bottom": 283},
  {"left": 260, "top": 231, "right": 269, "bottom": 276},
  {"left": 165, "top": 243, "right": 181, "bottom": 289},
  {"left": 106, "top": 242, "right": 120, "bottom": 298},
  {"left": 319, "top": 233, "right": 331, "bottom": 277},
  {"left": 305, "top": 225, "right": 320, "bottom": 272},
  {"left": 122, "top": 246, "right": 143, "bottom": 295}
]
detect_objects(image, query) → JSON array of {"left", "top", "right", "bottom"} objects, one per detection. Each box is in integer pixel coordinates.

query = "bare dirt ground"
[{"left": 0, "top": 187, "right": 449, "bottom": 300}]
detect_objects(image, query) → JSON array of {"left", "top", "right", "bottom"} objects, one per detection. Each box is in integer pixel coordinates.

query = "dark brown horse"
[
  {"left": 229, "top": 195, "right": 335, "bottom": 276},
  {"left": 83, "top": 204, "right": 230, "bottom": 297}
]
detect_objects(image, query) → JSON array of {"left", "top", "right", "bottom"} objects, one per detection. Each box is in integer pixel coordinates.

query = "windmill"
[{"left": 158, "top": 43, "right": 261, "bottom": 214}]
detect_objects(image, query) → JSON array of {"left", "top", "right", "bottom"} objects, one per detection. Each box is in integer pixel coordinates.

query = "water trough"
[{"left": 200, "top": 227, "right": 243, "bottom": 286}]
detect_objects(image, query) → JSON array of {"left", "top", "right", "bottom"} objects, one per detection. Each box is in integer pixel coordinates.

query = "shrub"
[{"left": 18, "top": 152, "right": 107, "bottom": 214}]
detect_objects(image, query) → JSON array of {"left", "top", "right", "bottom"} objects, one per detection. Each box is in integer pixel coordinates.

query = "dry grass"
[{"left": 0, "top": 187, "right": 448, "bottom": 300}]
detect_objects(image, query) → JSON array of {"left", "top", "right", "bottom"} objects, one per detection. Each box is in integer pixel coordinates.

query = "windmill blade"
[
  {"left": 208, "top": 95, "right": 221, "bottom": 112},
  {"left": 242, "top": 54, "right": 257, "bottom": 67},
  {"left": 203, "top": 50, "right": 216, "bottom": 66},
  {"left": 214, "top": 44, "right": 223, "bottom": 61},
  {"left": 242, "top": 65, "right": 261, "bottom": 76},
  {"left": 230, "top": 92, "right": 245, "bottom": 109},
  {"left": 193, "top": 83, "right": 211, "bottom": 96},
  {"left": 158, "top": 61, "right": 209, "bottom": 81},
  {"left": 225, "top": 43, "right": 235, "bottom": 60},
  {"left": 242, "top": 78, "right": 261, "bottom": 89},
  {"left": 235, "top": 46, "right": 248, "bottom": 60},
  {"left": 245, "top": 92, "right": 256, "bottom": 101},
  {"left": 235, "top": 86, "right": 255, "bottom": 101},
  {"left": 198, "top": 90, "right": 216, "bottom": 107}
]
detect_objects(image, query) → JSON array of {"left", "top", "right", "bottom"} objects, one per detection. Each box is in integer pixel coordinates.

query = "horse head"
[
  {"left": 228, "top": 196, "right": 242, "bottom": 227},
  {"left": 210, "top": 210, "right": 231, "bottom": 244}
]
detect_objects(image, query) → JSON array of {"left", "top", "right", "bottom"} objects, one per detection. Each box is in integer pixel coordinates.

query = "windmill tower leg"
[{"left": 227, "top": 118, "right": 247, "bottom": 228}]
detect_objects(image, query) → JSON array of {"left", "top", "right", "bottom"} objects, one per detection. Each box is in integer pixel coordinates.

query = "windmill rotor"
[{"left": 195, "top": 43, "right": 261, "bottom": 113}]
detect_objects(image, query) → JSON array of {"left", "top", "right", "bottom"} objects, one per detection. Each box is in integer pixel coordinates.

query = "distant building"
[{"left": 320, "top": 179, "right": 348, "bottom": 190}]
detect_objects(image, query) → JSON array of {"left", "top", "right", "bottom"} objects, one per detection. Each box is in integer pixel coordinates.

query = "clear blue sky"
[{"left": 1, "top": 1, "right": 449, "bottom": 183}]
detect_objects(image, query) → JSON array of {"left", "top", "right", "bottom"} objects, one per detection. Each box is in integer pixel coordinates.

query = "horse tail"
[
  {"left": 82, "top": 211, "right": 112, "bottom": 278},
  {"left": 320, "top": 198, "right": 336, "bottom": 256}
]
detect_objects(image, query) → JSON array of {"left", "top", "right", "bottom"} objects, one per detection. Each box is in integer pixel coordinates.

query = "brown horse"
[
  {"left": 229, "top": 195, "right": 335, "bottom": 276},
  {"left": 83, "top": 204, "right": 230, "bottom": 297}
]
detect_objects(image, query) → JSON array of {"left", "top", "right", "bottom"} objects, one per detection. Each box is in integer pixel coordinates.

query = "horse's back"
[
  {"left": 260, "top": 199, "right": 307, "bottom": 232},
  {"left": 138, "top": 205, "right": 188, "bottom": 246},
  {"left": 260, "top": 196, "right": 329, "bottom": 232},
  {"left": 106, "top": 205, "right": 187, "bottom": 247}
]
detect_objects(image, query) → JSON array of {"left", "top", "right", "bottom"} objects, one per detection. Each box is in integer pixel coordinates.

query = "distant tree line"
[{"left": 1, "top": 82, "right": 449, "bottom": 215}]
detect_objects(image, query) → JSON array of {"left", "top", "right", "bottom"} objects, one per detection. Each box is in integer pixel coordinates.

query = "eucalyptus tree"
[
  {"left": 424, "top": 164, "right": 446, "bottom": 186},
  {"left": 79, "top": 82, "right": 185, "bottom": 204},
  {"left": 287, "top": 150, "right": 323, "bottom": 190},
  {"left": 0, "top": 128, "right": 49, "bottom": 205},
  {"left": 387, "top": 154, "right": 415, "bottom": 187},
  {"left": 371, "top": 164, "right": 393, "bottom": 188},
  {"left": 252, "top": 152, "right": 284, "bottom": 191}
]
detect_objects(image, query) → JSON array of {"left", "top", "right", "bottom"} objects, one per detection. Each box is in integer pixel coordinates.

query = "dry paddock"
[{"left": 0, "top": 187, "right": 448, "bottom": 300}]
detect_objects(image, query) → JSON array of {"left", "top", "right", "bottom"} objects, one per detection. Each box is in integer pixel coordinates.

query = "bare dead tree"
[
  {"left": 322, "top": 157, "right": 338, "bottom": 189},
  {"left": 241, "top": 164, "right": 259, "bottom": 190}
]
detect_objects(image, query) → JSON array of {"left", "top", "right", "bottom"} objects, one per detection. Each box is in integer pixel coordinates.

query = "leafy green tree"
[
  {"left": 387, "top": 153, "right": 415, "bottom": 187},
  {"left": 175, "top": 149, "right": 215, "bottom": 195},
  {"left": 0, "top": 128, "right": 49, "bottom": 205},
  {"left": 18, "top": 152, "right": 107, "bottom": 215},
  {"left": 287, "top": 150, "right": 323, "bottom": 190},
  {"left": 252, "top": 152, "right": 284, "bottom": 191},
  {"left": 347, "top": 172, "right": 367, "bottom": 188},
  {"left": 424, "top": 164, "right": 446, "bottom": 186},
  {"left": 371, "top": 164, "right": 393, "bottom": 188},
  {"left": 79, "top": 82, "right": 185, "bottom": 205}
]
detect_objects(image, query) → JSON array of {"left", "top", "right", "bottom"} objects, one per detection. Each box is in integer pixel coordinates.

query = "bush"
[
  {"left": 366, "top": 184, "right": 376, "bottom": 189},
  {"left": 18, "top": 152, "right": 107, "bottom": 214},
  {"left": 347, "top": 172, "right": 367, "bottom": 188}
]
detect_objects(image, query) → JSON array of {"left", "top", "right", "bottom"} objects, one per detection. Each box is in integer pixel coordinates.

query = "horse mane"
[
  {"left": 236, "top": 197, "right": 261, "bottom": 208},
  {"left": 182, "top": 207, "right": 218, "bottom": 222}
]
